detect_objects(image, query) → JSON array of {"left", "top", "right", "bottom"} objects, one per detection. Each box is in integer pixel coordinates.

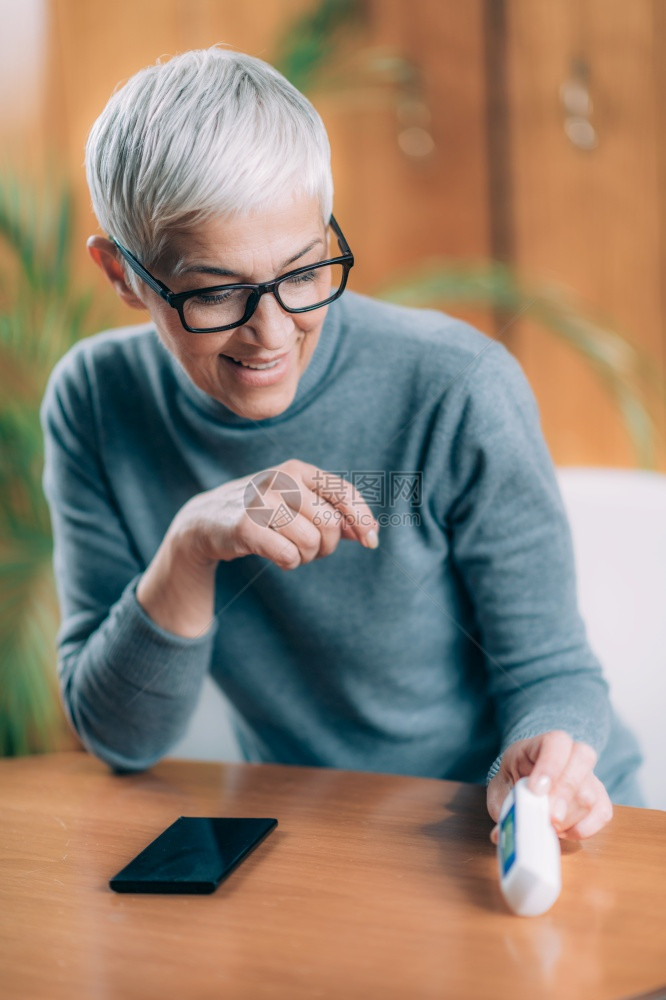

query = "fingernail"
[
  {"left": 533, "top": 774, "right": 552, "bottom": 796},
  {"left": 552, "top": 798, "right": 567, "bottom": 824},
  {"left": 365, "top": 529, "right": 379, "bottom": 549}
]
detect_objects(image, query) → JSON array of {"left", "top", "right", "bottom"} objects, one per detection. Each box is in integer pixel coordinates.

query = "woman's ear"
[{"left": 87, "top": 236, "right": 147, "bottom": 310}]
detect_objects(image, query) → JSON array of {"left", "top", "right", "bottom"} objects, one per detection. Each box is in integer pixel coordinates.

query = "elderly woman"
[{"left": 42, "top": 47, "right": 642, "bottom": 840}]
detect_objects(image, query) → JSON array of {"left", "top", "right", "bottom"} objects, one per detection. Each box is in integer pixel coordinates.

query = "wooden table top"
[{"left": 1, "top": 752, "right": 665, "bottom": 1000}]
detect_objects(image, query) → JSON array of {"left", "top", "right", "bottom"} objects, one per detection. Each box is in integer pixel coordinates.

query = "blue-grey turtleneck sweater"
[{"left": 41, "top": 291, "right": 642, "bottom": 798}]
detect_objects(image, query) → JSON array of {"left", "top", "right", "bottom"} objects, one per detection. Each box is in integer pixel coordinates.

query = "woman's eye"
[
  {"left": 193, "top": 290, "right": 234, "bottom": 305},
  {"left": 286, "top": 270, "right": 317, "bottom": 286}
]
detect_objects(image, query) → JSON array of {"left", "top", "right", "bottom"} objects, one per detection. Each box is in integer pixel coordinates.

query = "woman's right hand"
[
  {"left": 180, "top": 457, "right": 380, "bottom": 569},
  {"left": 137, "top": 459, "right": 380, "bottom": 637}
]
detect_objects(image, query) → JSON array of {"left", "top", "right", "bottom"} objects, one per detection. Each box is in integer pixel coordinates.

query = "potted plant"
[{"left": 0, "top": 178, "right": 95, "bottom": 754}]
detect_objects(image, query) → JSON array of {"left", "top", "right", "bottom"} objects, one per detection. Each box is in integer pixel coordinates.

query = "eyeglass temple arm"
[
  {"left": 330, "top": 215, "right": 353, "bottom": 258},
  {"left": 110, "top": 237, "right": 173, "bottom": 302}
]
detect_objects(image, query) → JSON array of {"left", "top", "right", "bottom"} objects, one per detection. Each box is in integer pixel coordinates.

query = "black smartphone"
[{"left": 109, "top": 816, "right": 278, "bottom": 894}]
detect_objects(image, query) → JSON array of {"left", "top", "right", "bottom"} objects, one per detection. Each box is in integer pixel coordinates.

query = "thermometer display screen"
[{"left": 500, "top": 802, "right": 516, "bottom": 876}]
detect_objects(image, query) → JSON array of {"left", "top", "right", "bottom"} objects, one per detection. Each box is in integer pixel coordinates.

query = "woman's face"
[{"left": 143, "top": 197, "right": 330, "bottom": 421}]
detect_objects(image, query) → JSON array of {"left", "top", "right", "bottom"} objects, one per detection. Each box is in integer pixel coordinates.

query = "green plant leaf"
[
  {"left": 274, "top": 0, "right": 365, "bottom": 91},
  {"left": 0, "top": 174, "right": 98, "bottom": 757}
]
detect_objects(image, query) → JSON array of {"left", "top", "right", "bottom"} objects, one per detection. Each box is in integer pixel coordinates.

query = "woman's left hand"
[{"left": 486, "top": 730, "right": 613, "bottom": 842}]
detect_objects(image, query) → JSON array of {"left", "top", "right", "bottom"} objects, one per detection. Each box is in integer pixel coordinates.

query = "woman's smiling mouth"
[
  {"left": 225, "top": 353, "right": 285, "bottom": 369},
  {"left": 220, "top": 350, "right": 292, "bottom": 385}
]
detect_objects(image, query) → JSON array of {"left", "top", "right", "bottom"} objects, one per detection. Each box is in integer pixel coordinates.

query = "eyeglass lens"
[{"left": 182, "top": 261, "right": 346, "bottom": 331}]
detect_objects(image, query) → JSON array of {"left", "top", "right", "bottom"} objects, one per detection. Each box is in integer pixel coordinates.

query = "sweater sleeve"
[
  {"left": 434, "top": 340, "right": 611, "bottom": 782},
  {"left": 41, "top": 346, "right": 216, "bottom": 772}
]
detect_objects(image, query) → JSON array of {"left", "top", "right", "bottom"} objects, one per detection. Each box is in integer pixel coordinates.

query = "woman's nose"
[{"left": 240, "top": 290, "right": 294, "bottom": 349}]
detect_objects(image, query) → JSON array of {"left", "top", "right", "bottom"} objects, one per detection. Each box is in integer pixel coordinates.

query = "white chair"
[
  {"left": 557, "top": 467, "right": 666, "bottom": 810},
  {"left": 171, "top": 676, "right": 242, "bottom": 762}
]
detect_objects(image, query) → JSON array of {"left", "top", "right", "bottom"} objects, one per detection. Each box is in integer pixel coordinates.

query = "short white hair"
[{"left": 85, "top": 47, "right": 334, "bottom": 271}]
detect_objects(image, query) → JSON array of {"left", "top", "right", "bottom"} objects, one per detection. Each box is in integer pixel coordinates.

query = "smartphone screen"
[{"left": 109, "top": 816, "right": 277, "bottom": 894}]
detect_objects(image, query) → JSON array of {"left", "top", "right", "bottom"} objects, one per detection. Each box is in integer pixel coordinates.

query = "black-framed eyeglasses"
[{"left": 110, "top": 215, "right": 354, "bottom": 334}]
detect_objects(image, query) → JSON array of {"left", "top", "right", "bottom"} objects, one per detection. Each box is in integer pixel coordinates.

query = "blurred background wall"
[
  {"left": 3, "top": 0, "right": 664, "bottom": 464},
  {"left": 1, "top": 0, "right": 665, "bottom": 758}
]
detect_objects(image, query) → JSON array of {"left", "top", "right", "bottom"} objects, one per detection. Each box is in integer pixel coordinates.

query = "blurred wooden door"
[
  {"left": 500, "top": 0, "right": 666, "bottom": 466},
  {"left": 307, "top": 0, "right": 666, "bottom": 466}
]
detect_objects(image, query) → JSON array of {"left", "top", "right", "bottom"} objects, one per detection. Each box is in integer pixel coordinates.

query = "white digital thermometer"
[{"left": 497, "top": 777, "right": 562, "bottom": 916}]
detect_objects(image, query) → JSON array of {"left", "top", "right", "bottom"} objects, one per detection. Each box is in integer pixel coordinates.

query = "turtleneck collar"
[{"left": 168, "top": 298, "right": 344, "bottom": 428}]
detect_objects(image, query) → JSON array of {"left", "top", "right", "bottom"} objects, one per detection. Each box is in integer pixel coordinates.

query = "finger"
[
  {"left": 486, "top": 770, "right": 515, "bottom": 823},
  {"left": 487, "top": 735, "right": 540, "bottom": 821},
  {"left": 268, "top": 509, "right": 327, "bottom": 566},
  {"left": 235, "top": 484, "right": 319, "bottom": 569},
  {"left": 314, "top": 512, "right": 344, "bottom": 558},
  {"left": 240, "top": 520, "right": 303, "bottom": 570},
  {"left": 552, "top": 772, "right": 598, "bottom": 835},
  {"left": 527, "top": 730, "right": 574, "bottom": 798},
  {"left": 338, "top": 511, "right": 365, "bottom": 542},
  {"left": 291, "top": 491, "right": 344, "bottom": 558},
  {"left": 548, "top": 741, "right": 598, "bottom": 832},
  {"left": 490, "top": 824, "right": 499, "bottom": 845},
  {"left": 564, "top": 789, "right": 613, "bottom": 840},
  {"left": 254, "top": 478, "right": 345, "bottom": 562},
  {"left": 296, "top": 463, "right": 379, "bottom": 548}
]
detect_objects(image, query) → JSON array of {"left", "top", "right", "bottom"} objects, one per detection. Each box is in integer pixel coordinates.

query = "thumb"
[{"left": 487, "top": 766, "right": 514, "bottom": 823}]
